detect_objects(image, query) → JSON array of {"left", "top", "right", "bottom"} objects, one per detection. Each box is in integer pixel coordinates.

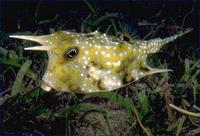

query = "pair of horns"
[{"left": 9, "top": 35, "right": 53, "bottom": 51}]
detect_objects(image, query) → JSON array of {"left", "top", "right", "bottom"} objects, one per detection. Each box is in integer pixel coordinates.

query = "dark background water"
[
  {"left": 0, "top": 0, "right": 199, "bottom": 34},
  {"left": 0, "top": 0, "right": 200, "bottom": 135}
]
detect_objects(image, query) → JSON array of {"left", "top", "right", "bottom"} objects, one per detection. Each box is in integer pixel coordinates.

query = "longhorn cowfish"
[{"left": 10, "top": 28, "right": 193, "bottom": 93}]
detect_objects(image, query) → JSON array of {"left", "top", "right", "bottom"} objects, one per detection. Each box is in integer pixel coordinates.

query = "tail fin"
[
  {"left": 145, "top": 27, "right": 193, "bottom": 54},
  {"left": 161, "top": 27, "right": 193, "bottom": 45}
]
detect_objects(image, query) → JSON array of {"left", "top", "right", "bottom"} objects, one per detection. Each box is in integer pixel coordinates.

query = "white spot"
[
  {"left": 82, "top": 88, "right": 85, "bottom": 91},
  {"left": 96, "top": 59, "right": 100, "bottom": 62},
  {"left": 106, "top": 62, "right": 112, "bottom": 65},
  {"left": 119, "top": 53, "right": 124, "bottom": 56},
  {"left": 106, "top": 70, "right": 112, "bottom": 74},
  {"left": 75, "top": 39, "right": 79, "bottom": 44},
  {"left": 106, "top": 54, "right": 111, "bottom": 57},
  {"left": 88, "top": 89, "right": 92, "bottom": 92},
  {"left": 82, "top": 56, "right": 87, "bottom": 60},
  {"left": 105, "top": 46, "right": 110, "bottom": 49},
  {"left": 95, "top": 51, "right": 99, "bottom": 55},
  {"left": 124, "top": 51, "right": 128, "bottom": 55},
  {"left": 117, "top": 81, "right": 122, "bottom": 86},
  {"left": 83, "top": 65, "right": 87, "bottom": 69},
  {"left": 84, "top": 61, "right": 89, "bottom": 65},
  {"left": 113, "top": 42, "right": 119, "bottom": 45},
  {"left": 117, "top": 61, "right": 121, "bottom": 66},
  {"left": 101, "top": 51, "right": 106, "bottom": 55},
  {"left": 74, "top": 64, "right": 79, "bottom": 68},
  {"left": 85, "top": 50, "right": 89, "bottom": 55},
  {"left": 137, "top": 56, "right": 141, "bottom": 59}
]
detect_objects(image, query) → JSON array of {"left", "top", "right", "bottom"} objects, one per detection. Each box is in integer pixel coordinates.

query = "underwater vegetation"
[{"left": 0, "top": 0, "right": 200, "bottom": 136}]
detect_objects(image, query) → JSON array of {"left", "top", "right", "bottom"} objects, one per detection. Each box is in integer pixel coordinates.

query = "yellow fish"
[{"left": 10, "top": 28, "right": 193, "bottom": 93}]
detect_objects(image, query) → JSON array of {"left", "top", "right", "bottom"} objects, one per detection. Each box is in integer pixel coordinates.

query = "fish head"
[
  {"left": 10, "top": 31, "right": 94, "bottom": 92},
  {"left": 10, "top": 31, "right": 124, "bottom": 93}
]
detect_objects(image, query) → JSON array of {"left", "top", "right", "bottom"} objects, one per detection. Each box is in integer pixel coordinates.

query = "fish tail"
[
  {"left": 146, "top": 27, "right": 193, "bottom": 54},
  {"left": 161, "top": 27, "right": 193, "bottom": 45}
]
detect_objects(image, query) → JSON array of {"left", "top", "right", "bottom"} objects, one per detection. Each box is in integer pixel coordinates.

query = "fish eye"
[{"left": 64, "top": 47, "right": 79, "bottom": 60}]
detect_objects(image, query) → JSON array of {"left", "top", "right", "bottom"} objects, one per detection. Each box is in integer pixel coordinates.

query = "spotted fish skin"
[{"left": 9, "top": 28, "right": 193, "bottom": 93}]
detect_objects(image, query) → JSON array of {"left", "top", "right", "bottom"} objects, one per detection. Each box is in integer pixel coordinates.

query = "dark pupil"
[
  {"left": 65, "top": 47, "right": 79, "bottom": 59},
  {"left": 68, "top": 49, "right": 76, "bottom": 58}
]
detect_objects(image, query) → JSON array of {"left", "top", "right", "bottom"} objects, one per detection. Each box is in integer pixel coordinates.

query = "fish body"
[{"left": 10, "top": 28, "right": 193, "bottom": 93}]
